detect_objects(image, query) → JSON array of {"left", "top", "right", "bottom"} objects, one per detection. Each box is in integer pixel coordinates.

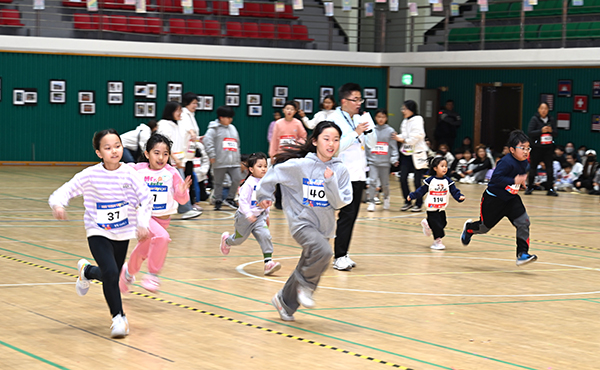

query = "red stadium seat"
[
  {"left": 121, "top": 0, "right": 136, "bottom": 11},
  {"left": 62, "top": 0, "right": 86, "bottom": 7},
  {"left": 243, "top": 22, "right": 259, "bottom": 38},
  {"left": 277, "top": 24, "right": 292, "bottom": 39},
  {"left": 204, "top": 19, "right": 221, "bottom": 36},
  {"left": 212, "top": 1, "right": 229, "bottom": 15},
  {"left": 194, "top": 0, "right": 210, "bottom": 14},
  {"left": 226, "top": 21, "right": 243, "bottom": 37},
  {"left": 240, "top": 2, "right": 261, "bottom": 17},
  {"left": 147, "top": 17, "right": 162, "bottom": 34},
  {"left": 259, "top": 23, "right": 275, "bottom": 38},
  {"left": 187, "top": 19, "right": 204, "bottom": 35},
  {"left": 111, "top": 15, "right": 129, "bottom": 32},
  {"left": 261, "top": 3, "right": 275, "bottom": 17},
  {"left": 129, "top": 16, "right": 148, "bottom": 33},
  {"left": 169, "top": 18, "right": 187, "bottom": 34},
  {"left": 0, "top": 9, "right": 24, "bottom": 26},
  {"left": 281, "top": 5, "right": 298, "bottom": 19},
  {"left": 104, "top": 0, "right": 122, "bottom": 10},
  {"left": 74, "top": 13, "right": 92, "bottom": 30},
  {"left": 292, "top": 24, "right": 313, "bottom": 41}
]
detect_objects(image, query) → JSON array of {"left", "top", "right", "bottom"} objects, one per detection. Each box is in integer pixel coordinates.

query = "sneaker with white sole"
[
  {"left": 181, "top": 209, "right": 202, "bottom": 220},
  {"left": 119, "top": 262, "right": 135, "bottom": 294},
  {"left": 461, "top": 219, "right": 473, "bottom": 246},
  {"left": 333, "top": 256, "right": 352, "bottom": 271},
  {"left": 383, "top": 197, "right": 390, "bottom": 210},
  {"left": 220, "top": 232, "right": 231, "bottom": 255},
  {"left": 411, "top": 205, "right": 422, "bottom": 212},
  {"left": 297, "top": 286, "right": 315, "bottom": 308},
  {"left": 400, "top": 203, "right": 412, "bottom": 211},
  {"left": 110, "top": 314, "right": 129, "bottom": 338},
  {"left": 141, "top": 274, "right": 160, "bottom": 293},
  {"left": 421, "top": 218, "right": 432, "bottom": 237},
  {"left": 367, "top": 202, "right": 376, "bottom": 212},
  {"left": 271, "top": 293, "right": 295, "bottom": 321},
  {"left": 223, "top": 199, "right": 239, "bottom": 210},
  {"left": 431, "top": 238, "right": 446, "bottom": 250},
  {"left": 516, "top": 253, "right": 538, "bottom": 266},
  {"left": 374, "top": 196, "right": 382, "bottom": 205},
  {"left": 345, "top": 255, "right": 357, "bottom": 268},
  {"left": 264, "top": 260, "right": 281, "bottom": 275},
  {"left": 76, "top": 259, "right": 91, "bottom": 296}
]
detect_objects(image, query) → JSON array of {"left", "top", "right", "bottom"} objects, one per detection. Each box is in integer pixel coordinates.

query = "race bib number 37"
[
  {"left": 302, "top": 178, "right": 329, "bottom": 207},
  {"left": 96, "top": 201, "right": 129, "bottom": 230}
]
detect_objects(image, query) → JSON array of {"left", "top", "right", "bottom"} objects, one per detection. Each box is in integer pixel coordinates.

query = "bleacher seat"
[
  {"left": 259, "top": 23, "right": 275, "bottom": 38},
  {"left": 277, "top": 24, "right": 292, "bottom": 39},
  {"left": 524, "top": 24, "right": 540, "bottom": 41},
  {"left": 281, "top": 5, "right": 297, "bottom": 19},
  {"left": 111, "top": 15, "right": 129, "bottom": 32},
  {"left": 226, "top": 21, "right": 243, "bottom": 37},
  {"left": 169, "top": 18, "right": 187, "bottom": 34},
  {"left": 569, "top": 0, "right": 600, "bottom": 14},
  {"left": 129, "top": 16, "right": 148, "bottom": 33},
  {"left": 243, "top": 22, "right": 259, "bottom": 38},
  {"left": 212, "top": 1, "right": 229, "bottom": 15},
  {"left": 187, "top": 19, "right": 204, "bottom": 35},
  {"left": 0, "top": 0, "right": 13, "bottom": 3},
  {"left": 204, "top": 19, "right": 221, "bottom": 36},
  {"left": 74, "top": 13, "right": 92, "bottom": 30},
  {"left": 587, "top": 21, "right": 600, "bottom": 38},
  {"left": 0, "top": 9, "right": 24, "bottom": 26},
  {"left": 91, "top": 14, "right": 112, "bottom": 30},
  {"left": 62, "top": 0, "right": 86, "bottom": 8},
  {"left": 291, "top": 24, "right": 313, "bottom": 41},
  {"left": 261, "top": 3, "right": 275, "bottom": 18},
  {"left": 240, "top": 2, "right": 261, "bottom": 17},
  {"left": 569, "top": 22, "right": 591, "bottom": 38},
  {"left": 104, "top": 0, "right": 123, "bottom": 10},
  {"left": 147, "top": 17, "right": 162, "bottom": 34},
  {"left": 485, "top": 26, "right": 505, "bottom": 42},
  {"left": 448, "top": 27, "right": 480, "bottom": 43},
  {"left": 193, "top": 0, "right": 210, "bottom": 14},
  {"left": 538, "top": 23, "right": 562, "bottom": 40},
  {"left": 159, "top": 0, "right": 181, "bottom": 13}
]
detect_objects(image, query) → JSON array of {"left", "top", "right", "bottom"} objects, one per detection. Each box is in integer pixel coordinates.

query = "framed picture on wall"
[
  {"left": 274, "top": 86, "right": 288, "bottom": 97},
  {"left": 197, "top": 96, "right": 205, "bottom": 110},
  {"left": 247, "top": 94, "right": 261, "bottom": 105},
  {"left": 80, "top": 103, "right": 95, "bottom": 114},
  {"left": 50, "top": 92, "right": 66, "bottom": 104},
  {"left": 364, "top": 87, "right": 377, "bottom": 99},
  {"left": 226, "top": 84, "right": 240, "bottom": 95},
  {"left": 24, "top": 91, "right": 38, "bottom": 105},
  {"left": 135, "top": 84, "right": 148, "bottom": 97},
  {"left": 168, "top": 82, "right": 182, "bottom": 94},
  {"left": 248, "top": 105, "right": 262, "bottom": 116},
  {"left": 108, "top": 81, "right": 123, "bottom": 93},
  {"left": 365, "top": 98, "right": 378, "bottom": 109},
  {"left": 78, "top": 91, "right": 94, "bottom": 103},
  {"left": 226, "top": 95, "right": 239, "bottom": 107},
  {"left": 146, "top": 102, "right": 156, "bottom": 117},
  {"left": 592, "top": 115, "right": 600, "bottom": 131},
  {"left": 573, "top": 95, "right": 588, "bottom": 112},
  {"left": 50, "top": 80, "right": 66, "bottom": 92},
  {"left": 558, "top": 79, "right": 572, "bottom": 97},
  {"left": 13, "top": 89, "right": 25, "bottom": 105},
  {"left": 594, "top": 81, "right": 600, "bottom": 98},
  {"left": 135, "top": 102, "right": 146, "bottom": 117},
  {"left": 539, "top": 93, "right": 554, "bottom": 111},
  {"left": 146, "top": 83, "right": 157, "bottom": 99},
  {"left": 108, "top": 93, "right": 123, "bottom": 105},
  {"left": 303, "top": 99, "right": 313, "bottom": 113},
  {"left": 557, "top": 112, "right": 570, "bottom": 130},
  {"left": 294, "top": 98, "right": 304, "bottom": 111},
  {"left": 320, "top": 86, "right": 334, "bottom": 101},
  {"left": 272, "top": 97, "right": 285, "bottom": 107},
  {"left": 203, "top": 95, "right": 214, "bottom": 111},
  {"left": 168, "top": 94, "right": 182, "bottom": 103}
]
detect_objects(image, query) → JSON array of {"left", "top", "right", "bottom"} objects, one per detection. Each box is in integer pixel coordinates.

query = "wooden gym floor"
[{"left": 1, "top": 165, "right": 600, "bottom": 370}]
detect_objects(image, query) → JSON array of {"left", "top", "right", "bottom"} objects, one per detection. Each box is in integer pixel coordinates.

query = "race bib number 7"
[
  {"left": 149, "top": 185, "right": 168, "bottom": 210},
  {"left": 302, "top": 178, "right": 329, "bottom": 207},
  {"left": 96, "top": 201, "right": 129, "bottom": 230}
]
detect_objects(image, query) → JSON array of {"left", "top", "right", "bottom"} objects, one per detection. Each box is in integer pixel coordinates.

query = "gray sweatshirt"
[
  {"left": 366, "top": 123, "right": 399, "bottom": 166},
  {"left": 256, "top": 152, "right": 353, "bottom": 238},
  {"left": 203, "top": 119, "right": 241, "bottom": 169}
]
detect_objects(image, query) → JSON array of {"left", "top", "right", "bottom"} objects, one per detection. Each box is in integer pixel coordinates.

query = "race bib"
[
  {"left": 541, "top": 133, "right": 552, "bottom": 145},
  {"left": 193, "top": 157, "right": 201, "bottom": 168},
  {"left": 223, "top": 138, "right": 238, "bottom": 151},
  {"left": 96, "top": 201, "right": 129, "bottom": 230},
  {"left": 372, "top": 142, "right": 389, "bottom": 155},
  {"left": 427, "top": 190, "right": 448, "bottom": 209},
  {"left": 505, "top": 184, "right": 520, "bottom": 194},
  {"left": 279, "top": 135, "right": 296, "bottom": 148},
  {"left": 251, "top": 185, "right": 257, "bottom": 206},
  {"left": 302, "top": 178, "right": 329, "bottom": 207},
  {"left": 149, "top": 185, "right": 168, "bottom": 210},
  {"left": 401, "top": 144, "right": 413, "bottom": 155}
]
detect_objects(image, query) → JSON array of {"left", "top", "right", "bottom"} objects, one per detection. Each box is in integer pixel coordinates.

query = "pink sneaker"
[
  {"left": 264, "top": 261, "right": 281, "bottom": 275},
  {"left": 220, "top": 232, "right": 231, "bottom": 255},
  {"left": 421, "top": 219, "right": 432, "bottom": 237},
  {"left": 141, "top": 274, "right": 160, "bottom": 293},
  {"left": 119, "top": 262, "right": 135, "bottom": 294}
]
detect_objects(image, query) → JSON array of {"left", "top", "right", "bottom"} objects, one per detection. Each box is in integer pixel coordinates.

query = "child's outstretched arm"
[
  {"left": 449, "top": 180, "right": 465, "bottom": 202},
  {"left": 407, "top": 178, "right": 431, "bottom": 201},
  {"left": 168, "top": 164, "right": 191, "bottom": 205},
  {"left": 48, "top": 171, "right": 87, "bottom": 220},
  {"left": 256, "top": 166, "right": 281, "bottom": 208}
]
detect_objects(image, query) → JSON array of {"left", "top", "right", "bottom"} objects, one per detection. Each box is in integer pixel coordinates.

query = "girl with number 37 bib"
[
  {"left": 256, "top": 121, "right": 353, "bottom": 321},
  {"left": 49, "top": 129, "right": 152, "bottom": 339}
]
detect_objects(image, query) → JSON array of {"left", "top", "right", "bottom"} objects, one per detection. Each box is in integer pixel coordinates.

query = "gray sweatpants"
[
  {"left": 367, "top": 165, "right": 391, "bottom": 201},
  {"left": 226, "top": 211, "right": 273, "bottom": 255},
  {"left": 213, "top": 166, "right": 243, "bottom": 202},
  {"left": 278, "top": 226, "right": 333, "bottom": 315}
]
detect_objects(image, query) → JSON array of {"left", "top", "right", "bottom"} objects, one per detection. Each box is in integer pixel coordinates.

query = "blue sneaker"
[
  {"left": 516, "top": 253, "right": 537, "bottom": 266},
  {"left": 460, "top": 219, "right": 473, "bottom": 246}
]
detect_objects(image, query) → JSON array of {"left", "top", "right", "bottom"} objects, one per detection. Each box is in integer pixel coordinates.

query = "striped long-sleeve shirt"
[{"left": 49, "top": 163, "right": 153, "bottom": 241}]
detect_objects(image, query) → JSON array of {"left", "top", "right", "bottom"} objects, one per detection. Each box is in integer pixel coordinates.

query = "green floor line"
[{"left": 0, "top": 339, "right": 70, "bottom": 370}]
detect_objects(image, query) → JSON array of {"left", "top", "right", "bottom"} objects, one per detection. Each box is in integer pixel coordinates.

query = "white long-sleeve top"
[
  {"left": 48, "top": 163, "right": 153, "bottom": 241},
  {"left": 301, "top": 109, "right": 336, "bottom": 130},
  {"left": 399, "top": 115, "right": 428, "bottom": 154},
  {"left": 157, "top": 119, "right": 185, "bottom": 165},
  {"left": 332, "top": 107, "right": 377, "bottom": 182},
  {"left": 238, "top": 175, "right": 270, "bottom": 219},
  {"left": 121, "top": 124, "right": 152, "bottom": 152},
  {"left": 179, "top": 107, "right": 200, "bottom": 164}
]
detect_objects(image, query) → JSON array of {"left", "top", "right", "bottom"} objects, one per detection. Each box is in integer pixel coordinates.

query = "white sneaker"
[
  {"left": 383, "top": 197, "right": 390, "bottom": 210},
  {"left": 374, "top": 196, "right": 382, "bottom": 205},
  {"left": 110, "top": 314, "right": 129, "bottom": 338},
  {"left": 333, "top": 256, "right": 352, "bottom": 271},
  {"left": 421, "top": 218, "right": 432, "bottom": 237},
  {"left": 367, "top": 202, "right": 376, "bottom": 212},
  {"left": 297, "top": 286, "right": 315, "bottom": 308},
  {"left": 76, "top": 259, "right": 91, "bottom": 296},
  {"left": 345, "top": 255, "right": 357, "bottom": 268},
  {"left": 431, "top": 238, "right": 446, "bottom": 250},
  {"left": 271, "top": 293, "right": 295, "bottom": 321},
  {"left": 181, "top": 209, "right": 202, "bottom": 220}
]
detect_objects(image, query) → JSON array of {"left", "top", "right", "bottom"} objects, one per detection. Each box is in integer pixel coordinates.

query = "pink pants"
[{"left": 128, "top": 216, "right": 171, "bottom": 275}]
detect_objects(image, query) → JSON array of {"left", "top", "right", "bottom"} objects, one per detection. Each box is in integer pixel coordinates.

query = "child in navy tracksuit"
[
  {"left": 408, "top": 156, "right": 464, "bottom": 250},
  {"left": 460, "top": 130, "right": 538, "bottom": 266}
]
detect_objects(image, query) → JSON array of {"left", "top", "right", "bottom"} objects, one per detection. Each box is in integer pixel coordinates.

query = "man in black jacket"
[
  {"left": 526, "top": 102, "right": 558, "bottom": 196},
  {"left": 434, "top": 100, "right": 462, "bottom": 150}
]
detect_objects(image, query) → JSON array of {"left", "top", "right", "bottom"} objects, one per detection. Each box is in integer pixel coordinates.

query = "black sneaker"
[
  {"left": 223, "top": 199, "right": 238, "bottom": 210},
  {"left": 214, "top": 200, "right": 222, "bottom": 211},
  {"left": 525, "top": 187, "right": 534, "bottom": 195},
  {"left": 516, "top": 253, "right": 537, "bottom": 266},
  {"left": 400, "top": 203, "right": 412, "bottom": 211},
  {"left": 546, "top": 189, "right": 558, "bottom": 197},
  {"left": 460, "top": 219, "right": 473, "bottom": 246}
]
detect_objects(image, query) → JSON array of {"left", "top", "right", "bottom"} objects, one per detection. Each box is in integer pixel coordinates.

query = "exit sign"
[{"left": 402, "top": 74, "right": 413, "bottom": 85}]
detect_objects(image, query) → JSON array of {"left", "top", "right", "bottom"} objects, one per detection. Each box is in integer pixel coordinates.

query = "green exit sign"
[{"left": 402, "top": 74, "right": 413, "bottom": 85}]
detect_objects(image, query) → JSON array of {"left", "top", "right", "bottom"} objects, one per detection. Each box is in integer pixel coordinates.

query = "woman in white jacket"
[
  {"left": 394, "top": 100, "right": 428, "bottom": 212},
  {"left": 298, "top": 95, "right": 337, "bottom": 130}
]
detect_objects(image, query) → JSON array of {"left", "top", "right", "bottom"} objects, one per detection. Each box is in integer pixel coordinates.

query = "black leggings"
[{"left": 85, "top": 236, "right": 129, "bottom": 317}]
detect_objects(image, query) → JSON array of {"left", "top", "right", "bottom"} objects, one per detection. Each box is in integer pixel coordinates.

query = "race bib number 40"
[
  {"left": 302, "top": 178, "right": 329, "bottom": 207},
  {"left": 149, "top": 185, "right": 168, "bottom": 210},
  {"left": 372, "top": 142, "right": 389, "bottom": 155},
  {"left": 96, "top": 201, "right": 129, "bottom": 230},
  {"left": 223, "top": 138, "right": 238, "bottom": 151}
]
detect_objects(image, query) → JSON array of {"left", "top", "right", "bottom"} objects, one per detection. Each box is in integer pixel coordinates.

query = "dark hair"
[
  {"left": 446, "top": 99, "right": 454, "bottom": 104},
  {"left": 216, "top": 105, "right": 235, "bottom": 118},
  {"left": 539, "top": 102, "right": 550, "bottom": 109},
  {"left": 403, "top": 100, "right": 418, "bottom": 115},
  {"left": 145, "top": 133, "right": 172, "bottom": 153},
  {"left": 146, "top": 119, "right": 158, "bottom": 131},
  {"left": 320, "top": 94, "right": 337, "bottom": 110},
  {"left": 562, "top": 162, "right": 572, "bottom": 169},
  {"left": 555, "top": 145, "right": 565, "bottom": 152},
  {"left": 566, "top": 153, "right": 575, "bottom": 160},
  {"left": 246, "top": 152, "right": 268, "bottom": 177},
  {"left": 339, "top": 83, "right": 361, "bottom": 100},
  {"left": 454, "top": 148, "right": 464, "bottom": 155},
  {"left": 274, "top": 121, "right": 342, "bottom": 164},
  {"left": 506, "top": 129, "right": 530, "bottom": 148},
  {"left": 93, "top": 129, "right": 121, "bottom": 151},
  {"left": 428, "top": 156, "right": 447, "bottom": 176},
  {"left": 375, "top": 108, "right": 388, "bottom": 116},
  {"left": 284, "top": 100, "right": 298, "bottom": 111},
  {"left": 182, "top": 92, "right": 199, "bottom": 107},
  {"left": 161, "top": 101, "right": 181, "bottom": 122}
]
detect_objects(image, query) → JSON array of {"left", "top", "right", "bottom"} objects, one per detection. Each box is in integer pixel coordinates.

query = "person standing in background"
[
  {"left": 526, "top": 102, "right": 558, "bottom": 196},
  {"left": 120, "top": 120, "right": 158, "bottom": 163},
  {"left": 434, "top": 100, "right": 462, "bottom": 150}
]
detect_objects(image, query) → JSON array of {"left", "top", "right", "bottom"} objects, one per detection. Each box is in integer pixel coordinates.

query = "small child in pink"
[{"left": 120, "top": 133, "right": 192, "bottom": 293}]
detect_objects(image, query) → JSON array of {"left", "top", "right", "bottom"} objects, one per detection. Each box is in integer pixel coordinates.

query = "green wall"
[
  {"left": 427, "top": 67, "right": 600, "bottom": 150},
  {"left": 0, "top": 52, "right": 388, "bottom": 162}
]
